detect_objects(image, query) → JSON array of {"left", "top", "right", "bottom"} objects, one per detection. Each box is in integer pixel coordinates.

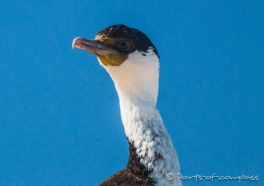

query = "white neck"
[{"left": 100, "top": 49, "right": 181, "bottom": 186}]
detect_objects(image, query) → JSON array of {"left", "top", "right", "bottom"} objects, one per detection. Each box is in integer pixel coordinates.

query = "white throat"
[{"left": 99, "top": 48, "right": 181, "bottom": 186}]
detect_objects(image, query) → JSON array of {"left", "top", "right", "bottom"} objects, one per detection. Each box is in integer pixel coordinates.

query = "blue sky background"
[{"left": 0, "top": 1, "right": 263, "bottom": 185}]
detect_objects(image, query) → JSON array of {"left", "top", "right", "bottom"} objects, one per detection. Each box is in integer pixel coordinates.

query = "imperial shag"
[{"left": 72, "top": 24, "right": 182, "bottom": 186}]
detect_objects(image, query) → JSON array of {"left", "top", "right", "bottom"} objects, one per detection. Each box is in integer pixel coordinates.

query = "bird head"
[{"left": 72, "top": 24, "right": 160, "bottom": 106}]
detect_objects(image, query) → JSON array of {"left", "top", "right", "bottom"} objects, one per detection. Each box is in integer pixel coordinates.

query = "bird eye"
[{"left": 118, "top": 40, "right": 131, "bottom": 52}]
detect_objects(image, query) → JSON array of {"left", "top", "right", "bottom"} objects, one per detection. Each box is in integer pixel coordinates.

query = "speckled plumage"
[
  {"left": 100, "top": 142, "right": 155, "bottom": 186},
  {"left": 100, "top": 48, "right": 181, "bottom": 186},
  {"left": 73, "top": 24, "right": 182, "bottom": 186}
]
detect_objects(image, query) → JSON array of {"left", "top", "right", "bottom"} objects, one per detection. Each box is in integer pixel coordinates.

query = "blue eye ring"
[{"left": 118, "top": 40, "right": 131, "bottom": 52}]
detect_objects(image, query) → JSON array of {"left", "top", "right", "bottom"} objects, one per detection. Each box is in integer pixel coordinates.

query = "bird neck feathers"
[{"left": 101, "top": 49, "right": 181, "bottom": 185}]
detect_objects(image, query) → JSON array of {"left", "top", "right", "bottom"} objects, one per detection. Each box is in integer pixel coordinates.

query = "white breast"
[{"left": 99, "top": 48, "right": 182, "bottom": 186}]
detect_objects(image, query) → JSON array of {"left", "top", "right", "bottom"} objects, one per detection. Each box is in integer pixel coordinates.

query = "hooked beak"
[
  {"left": 72, "top": 37, "right": 119, "bottom": 57},
  {"left": 72, "top": 37, "right": 124, "bottom": 66}
]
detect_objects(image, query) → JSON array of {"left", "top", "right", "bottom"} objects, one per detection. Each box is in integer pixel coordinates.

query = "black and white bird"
[{"left": 72, "top": 24, "right": 182, "bottom": 186}]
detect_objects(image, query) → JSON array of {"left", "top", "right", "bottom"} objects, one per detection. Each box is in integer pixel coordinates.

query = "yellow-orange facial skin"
[{"left": 72, "top": 36, "right": 130, "bottom": 66}]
